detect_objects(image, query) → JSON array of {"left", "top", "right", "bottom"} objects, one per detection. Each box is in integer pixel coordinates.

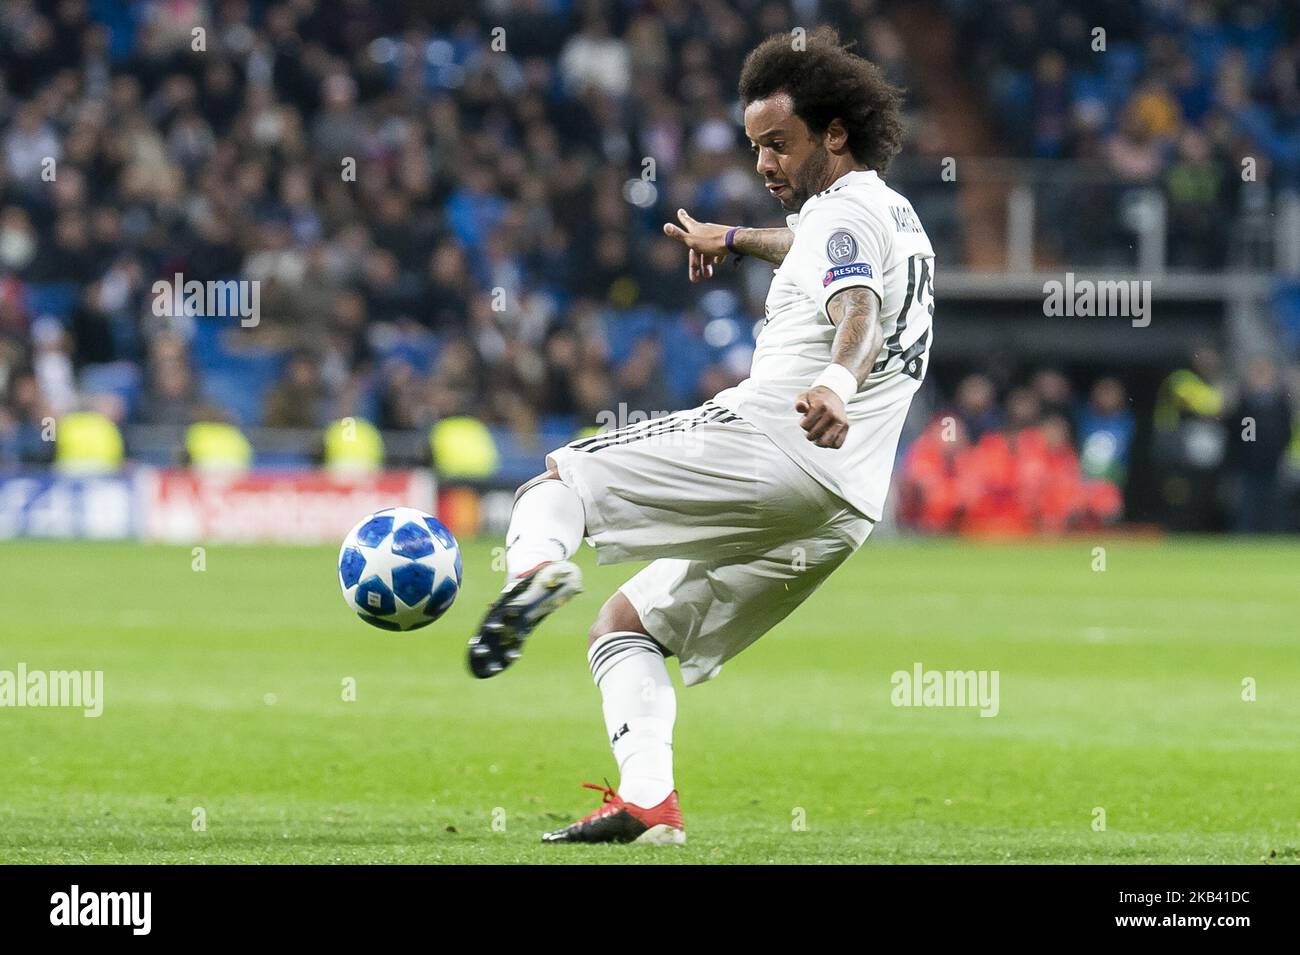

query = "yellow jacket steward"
[
  {"left": 54, "top": 412, "right": 125, "bottom": 475},
  {"left": 324, "top": 417, "right": 384, "bottom": 473},
  {"left": 431, "top": 416, "right": 499, "bottom": 479},
  {"left": 1154, "top": 369, "right": 1223, "bottom": 431},
  {"left": 185, "top": 421, "right": 253, "bottom": 473}
]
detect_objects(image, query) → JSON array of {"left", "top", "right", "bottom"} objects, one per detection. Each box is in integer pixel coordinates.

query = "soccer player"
[{"left": 469, "top": 27, "right": 935, "bottom": 845}]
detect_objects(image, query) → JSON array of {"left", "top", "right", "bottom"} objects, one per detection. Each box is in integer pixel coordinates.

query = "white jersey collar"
[
  {"left": 791, "top": 168, "right": 878, "bottom": 223},
  {"left": 786, "top": 169, "right": 879, "bottom": 227}
]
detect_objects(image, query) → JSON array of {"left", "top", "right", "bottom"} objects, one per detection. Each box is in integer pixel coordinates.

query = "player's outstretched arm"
[
  {"left": 730, "top": 225, "right": 795, "bottom": 264},
  {"left": 662, "top": 208, "right": 793, "bottom": 281},
  {"left": 794, "top": 288, "right": 885, "bottom": 449}
]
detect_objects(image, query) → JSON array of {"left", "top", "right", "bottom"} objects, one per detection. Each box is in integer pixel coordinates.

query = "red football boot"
[{"left": 542, "top": 782, "right": 685, "bottom": 845}]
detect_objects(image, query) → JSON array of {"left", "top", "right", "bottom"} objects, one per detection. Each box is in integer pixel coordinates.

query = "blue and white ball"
[{"left": 338, "top": 507, "right": 462, "bottom": 631}]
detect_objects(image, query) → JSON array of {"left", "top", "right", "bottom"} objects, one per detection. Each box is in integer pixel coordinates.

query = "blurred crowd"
[
  {"left": 900, "top": 369, "right": 1131, "bottom": 535},
  {"left": 950, "top": 0, "right": 1300, "bottom": 267},
  {"left": 0, "top": 0, "right": 938, "bottom": 461},
  {"left": 901, "top": 349, "right": 1297, "bottom": 535},
  {"left": 0, "top": 1, "right": 1297, "bottom": 532}
]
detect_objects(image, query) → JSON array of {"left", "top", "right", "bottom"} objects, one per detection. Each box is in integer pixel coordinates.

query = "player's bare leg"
[
  {"left": 467, "top": 470, "right": 584, "bottom": 678},
  {"left": 542, "top": 592, "right": 685, "bottom": 844}
]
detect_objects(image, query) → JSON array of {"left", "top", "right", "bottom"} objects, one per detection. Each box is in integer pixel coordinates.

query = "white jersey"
[{"left": 712, "top": 168, "right": 935, "bottom": 520}]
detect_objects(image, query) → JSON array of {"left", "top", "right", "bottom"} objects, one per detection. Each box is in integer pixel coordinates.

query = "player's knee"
[
  {"left": 588, "top": 591, "right": 647, "bottom": 647},
  {"left": 514, "top": 468, "right": 560, "bottom": 503}
]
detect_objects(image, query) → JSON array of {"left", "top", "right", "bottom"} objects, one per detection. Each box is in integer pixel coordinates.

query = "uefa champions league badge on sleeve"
[{"left": 826, "top": 231, "right": 858, "bottom": 264}]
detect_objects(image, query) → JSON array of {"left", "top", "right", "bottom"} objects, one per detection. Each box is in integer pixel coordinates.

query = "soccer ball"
[{"left": 338, "top": 506, "right": 462, "bottom": 631}]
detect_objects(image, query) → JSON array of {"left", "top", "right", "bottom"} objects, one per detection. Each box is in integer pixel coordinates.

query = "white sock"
[
  {"left": 588, "top": 631, "right": 676, "bottom": 808},
  {"left": 504, "top": 479, "right": 585, "bottom": 584}
]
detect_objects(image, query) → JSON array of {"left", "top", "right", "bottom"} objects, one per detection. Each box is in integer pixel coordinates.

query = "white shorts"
[{"left": 546, "top": 401, "right": 873, "bottom": 685}]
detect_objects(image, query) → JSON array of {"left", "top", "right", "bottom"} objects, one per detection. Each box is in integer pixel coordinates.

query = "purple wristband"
[{"left": 724, "top": 225, "right": 746, "bottom": 261}]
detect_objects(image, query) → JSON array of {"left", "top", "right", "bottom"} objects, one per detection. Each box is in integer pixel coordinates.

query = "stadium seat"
[
  {"left": 1070, "top": 74, "right": 1107, "bottom": 112},
  {"left": 24, "top": 282, "right": 79, "bottom": 322},
  {"left": 189, "top": 316, "right": 227, "bottom": 369},
  {"left": 1188, "top": 19, "right": 1228, "bottom": 80},
  {"left": 374, "top": 331, "right": 442, "bottom": 376},
  {"left": 602, "top": 307, "right": 661, "bottom": 366},
  {"left": 487, "top": 427, "right": 549, "bottom": 484},
  {"left": 659, "top": 313, "right": 742, "bottom": 404},
  {"left": 539, "top": 414, "right": 578, "bottom": 437},
  {"left": 1102, "top": 43, "right": 1144, "bottom": 109},
  {"left": 198, "top": 368, "right": 267, "bottom": 428},
  {"left": 79, "top": 362, "right": 143, "bottom": 418},
  {"left": 1273, "top": 281, "right": 1300, "bottom": 358}
]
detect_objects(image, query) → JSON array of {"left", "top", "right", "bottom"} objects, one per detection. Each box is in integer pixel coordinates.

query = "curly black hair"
[{"left": 738, "top": 26, "right": 906, "bottom": 174}]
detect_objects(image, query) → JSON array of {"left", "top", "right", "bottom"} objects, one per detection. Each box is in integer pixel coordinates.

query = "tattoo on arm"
[
  {"left": 734, "top": 227, "right": 793, "bottom": 264},
  {"left": 825, "top": 287, "right": 885, "bottom": 384}
]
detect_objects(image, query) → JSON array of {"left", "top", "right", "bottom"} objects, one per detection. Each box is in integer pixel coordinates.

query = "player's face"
[{"left": 744, "top": 93, "right": 832, "bottom": 212}]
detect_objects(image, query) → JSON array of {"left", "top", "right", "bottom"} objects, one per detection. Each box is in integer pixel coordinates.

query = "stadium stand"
[{"left": 0, "top": 0, "right": 1296, "bottom": 532}]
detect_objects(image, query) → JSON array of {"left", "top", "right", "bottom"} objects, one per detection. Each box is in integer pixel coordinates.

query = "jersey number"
[{"left": 871, "top": 253, "right": 932, "bottom": 381}]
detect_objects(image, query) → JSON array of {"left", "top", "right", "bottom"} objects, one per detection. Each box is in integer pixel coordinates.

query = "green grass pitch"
[{"left": 1, "top": 536, "right": 1297, "bottom": 864}]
